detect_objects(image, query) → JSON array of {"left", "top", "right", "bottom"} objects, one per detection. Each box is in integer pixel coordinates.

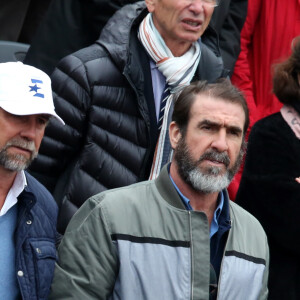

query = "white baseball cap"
[{"left": 0, "top": 62, "right": 64, "bottom": 125}]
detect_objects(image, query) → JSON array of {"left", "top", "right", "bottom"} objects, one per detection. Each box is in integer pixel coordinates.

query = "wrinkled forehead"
[{"left": 190, "top": 95, "right": 246, "bottom": 130}]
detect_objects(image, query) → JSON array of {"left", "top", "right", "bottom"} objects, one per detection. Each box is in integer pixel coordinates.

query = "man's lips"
[
  {"left": 203, "top": 159, "right": 225, "bottom": 167},
  {"left": 182, "top": 19, "right": 203, "bottom": 29},
  {"left": 8, "top": 145, "right": 32, "bottom": 156}
]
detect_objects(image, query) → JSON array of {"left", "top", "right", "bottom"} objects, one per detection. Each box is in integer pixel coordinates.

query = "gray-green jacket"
[{"left": 50, "top": 166, "right": 269, "bottom": 300}]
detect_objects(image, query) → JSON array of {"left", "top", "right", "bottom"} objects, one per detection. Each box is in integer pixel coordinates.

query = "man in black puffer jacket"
[
  {"left": 29, "top": 1, "right": 226, "bottom": 234},
  {"left": 23, "top": 0, "right": 247, "bottom": 76}
]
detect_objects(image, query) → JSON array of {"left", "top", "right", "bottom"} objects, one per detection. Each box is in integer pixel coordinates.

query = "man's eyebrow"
[
  {"left": 198, "top": 119, "right": 217, "bottom": 125},
  {"left": 198, "top": 119, "right": 243, "bottom": 134},
  {"left": 197, "top": 119, "right": 221, "bottom": 128}
]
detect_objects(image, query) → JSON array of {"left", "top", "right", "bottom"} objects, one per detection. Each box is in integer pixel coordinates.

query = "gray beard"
[
  {"left": 0, "top": 138, "right": 37, "bottom": 172},
  {"left": 187, "top": 167, "right": 231, "bottom": 194},
  {"left": 174, "top": 135, "right": 244, "bottom": 194}
]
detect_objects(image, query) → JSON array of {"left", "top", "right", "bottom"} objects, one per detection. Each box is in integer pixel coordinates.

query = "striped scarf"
[{"left": 138, "top": 13, "right": 201, "bottom": 179}]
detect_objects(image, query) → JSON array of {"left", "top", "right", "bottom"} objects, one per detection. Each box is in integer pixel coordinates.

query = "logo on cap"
[{"left": 29, "top": 79, "right": 44, "bottom": 98}]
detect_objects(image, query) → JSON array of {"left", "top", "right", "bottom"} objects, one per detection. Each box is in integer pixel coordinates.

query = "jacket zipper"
[
  {"left": 123, "top": 72, "right": 151, "bottom": 179},
  {"left": 216, "top": 221, "right": 232, "bottom": 299},
  {"left": 189, "top": 211, "right": 194, "bottom": 300}
]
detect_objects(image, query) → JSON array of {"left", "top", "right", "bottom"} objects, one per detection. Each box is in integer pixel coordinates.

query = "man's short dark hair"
[{"left": 172, "top": 79, "right": 249, "bottom": 136}]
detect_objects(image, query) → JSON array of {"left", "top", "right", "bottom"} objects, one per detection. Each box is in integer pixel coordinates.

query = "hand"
[{"left": 295, "top": 177, "right": 300, "bottom": 183}]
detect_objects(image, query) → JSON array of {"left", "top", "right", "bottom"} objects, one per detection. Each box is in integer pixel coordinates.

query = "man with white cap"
[{"left": 0, "top": 62, "right": 64, "bottom": 300}]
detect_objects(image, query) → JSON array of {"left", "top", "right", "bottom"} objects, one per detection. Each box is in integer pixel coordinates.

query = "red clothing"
[{"left": 229, "top": 0, "right": 300, "bottom": 199}]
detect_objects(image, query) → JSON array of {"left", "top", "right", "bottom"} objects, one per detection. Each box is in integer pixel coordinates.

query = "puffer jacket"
[
  {"left": 49, "top": 165, "right": 269, "bottom": 300},
  {"left": 29, "top": 2, "right": 225, "bottom": 233},
  {"left": 16, "top": 172, "right": 58, "bottom": 300}
]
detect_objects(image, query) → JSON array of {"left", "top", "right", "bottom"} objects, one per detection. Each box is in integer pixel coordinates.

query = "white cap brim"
[{"left": 0, "top": 101, "right": 65, "bottom": 125}]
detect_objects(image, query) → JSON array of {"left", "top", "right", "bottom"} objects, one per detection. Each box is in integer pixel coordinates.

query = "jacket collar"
[
  {"left": 97, "top": 2, "right": 147, "bottom": 71},
  {"left": 18, "top": 172, "right": 36, "bottom": 209}
]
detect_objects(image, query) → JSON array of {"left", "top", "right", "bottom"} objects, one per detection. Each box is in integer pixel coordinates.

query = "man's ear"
[
  {"left": 169, "top": 121, "right": 182, "bottom": 150},
  {"left": 145, "top": 0, "right": 156, "bottom": 13}
]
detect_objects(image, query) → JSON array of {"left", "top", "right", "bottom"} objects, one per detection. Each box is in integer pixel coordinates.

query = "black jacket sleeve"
[{"left": 29, "top": 53, "right": 92, "bottom": 192}]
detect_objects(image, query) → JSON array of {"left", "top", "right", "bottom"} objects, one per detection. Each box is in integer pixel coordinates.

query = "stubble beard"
[
  {"left": 174, "top": 134, "right": 244, "bottom": 194},
  {"left": 0, "top": 138, "right": 37, "bottom": 172}
]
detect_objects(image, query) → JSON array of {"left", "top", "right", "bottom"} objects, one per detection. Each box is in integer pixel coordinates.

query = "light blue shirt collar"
[{"left": 169, "top": 175, "right": 224, "bottom": 238}]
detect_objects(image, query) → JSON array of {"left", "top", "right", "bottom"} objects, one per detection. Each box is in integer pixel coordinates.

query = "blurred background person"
[
  {"left": 0, "top": 0, "right": 51, "bottom": 44},
  {"left": 209, "top": 0, "right": 247, "bottom": 76},
  {"left": 24, "top": 0, "right": 247, "bottom": 75},
  {"left": 228, "top": 0, "right": 300, "bottom": 199},
  {"left": 236, "top": 36, "right": 300, "bottom": 300}
]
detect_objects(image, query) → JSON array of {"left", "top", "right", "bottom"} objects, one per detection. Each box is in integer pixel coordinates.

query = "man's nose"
[
  {"left": 189, "top": 0, "right": 206, "bottom": 14},
  {"left": 211, "top": 130, "right": 229, "bottom": 153}
]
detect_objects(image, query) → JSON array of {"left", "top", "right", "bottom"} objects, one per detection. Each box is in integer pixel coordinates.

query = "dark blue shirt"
[{"left": 169, "top": 174, "right": 231, "bottom": 279}]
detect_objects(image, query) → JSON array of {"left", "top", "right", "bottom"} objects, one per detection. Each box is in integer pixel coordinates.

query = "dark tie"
[{"left": 157, "top": 84, "right": 170, "bottom": 130}]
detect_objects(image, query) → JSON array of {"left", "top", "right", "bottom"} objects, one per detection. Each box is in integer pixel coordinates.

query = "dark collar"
[{"left": 18, "top": 172, "right": 36, "bottom": 209}]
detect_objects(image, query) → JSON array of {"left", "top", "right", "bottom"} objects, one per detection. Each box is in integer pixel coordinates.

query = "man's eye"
[
  {"left": 38, "top": 118, "right": 48, "bottom": 126},
  {"left": 228, "top": 129, "right": 240, "bottom": 136}
]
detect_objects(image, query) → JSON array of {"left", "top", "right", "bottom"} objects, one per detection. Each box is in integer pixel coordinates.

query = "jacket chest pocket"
[
  {"left": 29, "top": 239, "right": 57, "bottom": 300},
  {"left": 218, "top": 252, "right": 266, "bottom": 300}
]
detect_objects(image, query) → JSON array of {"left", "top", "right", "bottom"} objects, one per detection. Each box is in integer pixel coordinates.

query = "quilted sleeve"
[{"left": 29, "top": 54, "right": 92, "bottom": 192}]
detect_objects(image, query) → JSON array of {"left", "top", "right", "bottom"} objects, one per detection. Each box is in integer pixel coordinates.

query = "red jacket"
[{"left": 229, "top": 0, "right": 300, "bottom": 199}]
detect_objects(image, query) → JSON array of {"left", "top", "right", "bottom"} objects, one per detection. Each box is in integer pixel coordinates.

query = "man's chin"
[
  {"left": 1, "top": 156, "right": 32, "bottom": 172},
  {"left": 187, "top": 168, "right": 231, "bottom": 193}
]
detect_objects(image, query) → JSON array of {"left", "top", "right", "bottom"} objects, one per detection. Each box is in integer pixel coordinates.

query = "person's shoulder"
[
  {"left": 25, "top": 172, "right": 58, "bottom": 213},
  {"left": 250, "top": 112, "right": 288, "bottom": 141},
  {"left": 197, "top": 40, "right": 225, "bottom": 81},
  {"left": 50, "top": 41, "right": 111, "bottom": 93},
  {"left": 103, "top": 1, "right": 146, "bottom": 25},
  {"left": 88, "top": 180, "right": 156, "bottom": 212},
  {"left": 56, "top": 42, "right": 108, "bottom": 70},
  {"left": 69, "top": 2, "right": 147, "bottom": 65},
  {"left": 64, "top": 180, "right": 156, "bottom": 234},
  {"left": 252, "top": 112, "right": 283, "bottom": 132}
]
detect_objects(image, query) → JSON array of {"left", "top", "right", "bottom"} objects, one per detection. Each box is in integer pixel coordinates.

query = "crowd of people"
[{"left": 0, "top": 0, "right": 299, "bottom": 299}]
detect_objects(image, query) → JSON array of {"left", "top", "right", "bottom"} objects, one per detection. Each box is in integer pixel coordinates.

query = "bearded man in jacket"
[
  {"left": 29, "top": 0, "right": 226, "bottom": 234},
  {"left": 49, "top": 80, "right": 269, "bottom": 300}
]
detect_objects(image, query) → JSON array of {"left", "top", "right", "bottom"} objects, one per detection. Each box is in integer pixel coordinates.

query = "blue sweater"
[{"left": 0, "top": 205, "right": 20, "bottom": 299}]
